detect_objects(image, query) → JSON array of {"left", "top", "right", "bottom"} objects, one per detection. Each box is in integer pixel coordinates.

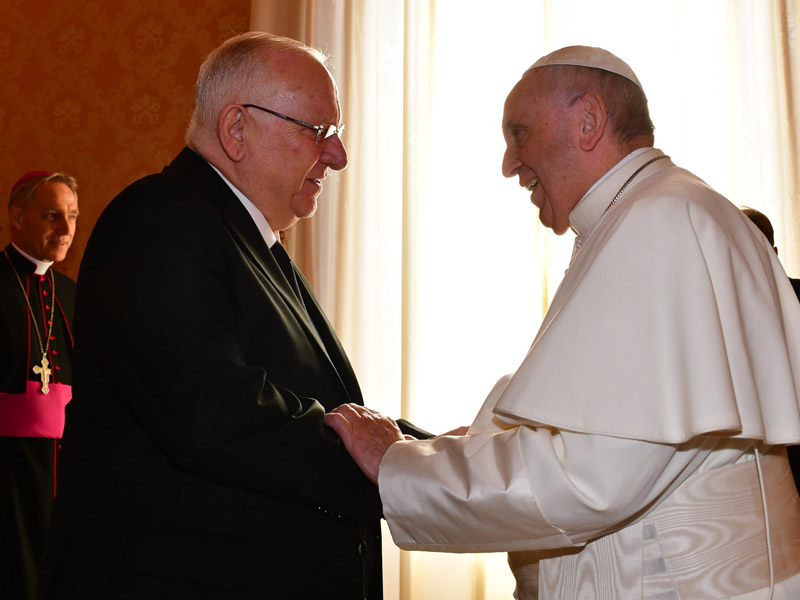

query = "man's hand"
[{"left": 325, "top": 404, "right": 405, "bottom": 485}]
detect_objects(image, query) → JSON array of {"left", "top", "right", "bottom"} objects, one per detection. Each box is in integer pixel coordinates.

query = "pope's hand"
[{"left": 325, "top": 404, "right": 405, "bottom": 485}]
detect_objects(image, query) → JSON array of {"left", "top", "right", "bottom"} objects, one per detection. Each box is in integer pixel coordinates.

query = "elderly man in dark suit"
[{"left": 38, "top": 32, "right": 403, "bottom": 600}]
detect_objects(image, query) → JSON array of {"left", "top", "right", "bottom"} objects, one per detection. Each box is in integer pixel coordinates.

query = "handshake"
[
  {"left": 324, "top": 404, "right": 406, "bottom": 485},
  {"left": 325, "top": 404, "right": 467, "bottom": 485}
]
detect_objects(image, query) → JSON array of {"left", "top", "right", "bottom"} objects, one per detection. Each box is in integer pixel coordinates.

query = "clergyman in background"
[
  {"left": 1, "top": 171, "right": 79, "bottom": 600},
  {"left": 742, "top": 205, "right": 800, "bottom": 494},
  {"left": 741, "top": 205, "right": 800, "bottom": 299}
]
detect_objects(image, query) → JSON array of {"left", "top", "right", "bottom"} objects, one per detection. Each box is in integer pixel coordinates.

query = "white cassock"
[{"left": 379, "top": 148, "right": 800, "bottom": 599}]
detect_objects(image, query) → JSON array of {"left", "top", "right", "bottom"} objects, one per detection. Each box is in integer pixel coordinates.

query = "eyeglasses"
[{"left": 242, "top": 103, "right": 345, "bottom": 145}]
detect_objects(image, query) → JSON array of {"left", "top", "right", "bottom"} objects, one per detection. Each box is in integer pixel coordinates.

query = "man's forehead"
[
  {"left": 34, "top": 182, "right": 78, "bottom": 203},
  {"left": 262, "top": 52, "right": 337, "bottom": 105},
  {"left": 267, "top": 50, "right": 330, "bottom": 83},
  {"left": 503, "top": 73, "right": 545, "bottom": 120}
]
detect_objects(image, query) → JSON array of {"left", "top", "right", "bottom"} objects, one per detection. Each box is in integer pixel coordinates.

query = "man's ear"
[
  {"left": 218, "top": 104, "right": 247, "bottom": 162},
  {"left": 578, "top": 92, "right": 608, "bottom": 151},
  {"left": 8, "top": 205, "right": 23, "bottom": 231}
]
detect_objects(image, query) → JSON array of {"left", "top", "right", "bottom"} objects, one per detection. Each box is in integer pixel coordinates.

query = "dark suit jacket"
[{"left": 39, "top": 148, "right": 384, "bottom": 600}]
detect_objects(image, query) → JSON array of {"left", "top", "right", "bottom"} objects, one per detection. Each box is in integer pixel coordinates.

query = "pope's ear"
[
  {"left": 578, "top": 92, "right": 607, "bottom": 151},
  {"left": 218, "top": 104, "right": 247, "bottom": 162}
]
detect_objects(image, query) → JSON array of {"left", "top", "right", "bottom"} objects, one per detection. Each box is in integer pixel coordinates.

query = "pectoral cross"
[{"left": 33, "top": 356, "right": 51, "bottom": 394}]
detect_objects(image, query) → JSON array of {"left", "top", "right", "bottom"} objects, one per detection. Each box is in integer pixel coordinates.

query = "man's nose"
[
  {"left": 322, "top": 134, "right": 348, "bottom": 171},
  {"left": 501, "top": 146, "right": 519, "bottom": 179},
  {"left": 53, "top": 215, "right": 72, "bottom": 235}
]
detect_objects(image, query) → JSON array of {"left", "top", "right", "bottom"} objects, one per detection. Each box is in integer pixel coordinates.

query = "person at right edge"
[
  {"left": 742, "top": 206, "right": 800, "bottom": 500},
  {"left": 326, "top": 46, "right": 800, "bottom": 599},
  {"left": 37, "top": 32, "right": 428, "bottom": 600}
]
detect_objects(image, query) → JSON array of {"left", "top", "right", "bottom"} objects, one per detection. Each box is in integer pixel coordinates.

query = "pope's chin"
[
  {"left": 541, "top": 216, "right": 570, "bottom": 236},
  {"left": 536, "top": 210, "right": 565, "bottom": 235}
]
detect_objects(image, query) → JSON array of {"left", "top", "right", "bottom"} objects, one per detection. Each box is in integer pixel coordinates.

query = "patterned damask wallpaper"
[{"left": 0, "top": 0, "right": 251, "bottom": 279}]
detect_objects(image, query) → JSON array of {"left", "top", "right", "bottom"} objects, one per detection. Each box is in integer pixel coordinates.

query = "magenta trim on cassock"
[{"left": 0, "top": 381, "right": 71, "bottom": 438}]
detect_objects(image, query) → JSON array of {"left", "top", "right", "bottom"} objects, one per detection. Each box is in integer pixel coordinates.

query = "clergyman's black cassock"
[{"left": 0, "top": 244, "right": 75, "bottom": 600}]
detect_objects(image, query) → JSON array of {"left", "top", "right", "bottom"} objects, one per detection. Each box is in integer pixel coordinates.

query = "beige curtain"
[{"left": 251, "top": 1, "right": 800, "bottom": 599}]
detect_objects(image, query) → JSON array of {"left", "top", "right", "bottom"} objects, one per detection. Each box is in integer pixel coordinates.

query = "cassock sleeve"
[{"left": 378, "top": 423, "right": 717, "bottom": 552}]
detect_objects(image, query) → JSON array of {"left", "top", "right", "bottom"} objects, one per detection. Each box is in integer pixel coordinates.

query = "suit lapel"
[
  {"left": 222, "top": 204, "right": 318, "bottom": 332},
  {"left": 227, "top": 215, "right": 362, "bottom": 405},
  {"left": 293, "top": 270, "right": 362, "bottom": 403},
  {"left": 169, "top": 149, "right": 334, "bottom": 365}
]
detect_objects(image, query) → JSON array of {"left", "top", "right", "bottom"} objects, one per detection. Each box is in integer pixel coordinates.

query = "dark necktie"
[{"left": 270, "top": 242, "right": 305, "bottom": 308}]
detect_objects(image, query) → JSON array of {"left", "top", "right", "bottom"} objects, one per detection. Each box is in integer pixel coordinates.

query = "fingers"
[
  {"left": 324, "top": 403, "right": 404, "bottom": 486},
  {"left": 323, "top": 411, "right": 351, "bottom": 438},
  {"left": 324, "top": 404, "right": 385, "bottom": 448},
  {"left": 328, "top": 403, "right": 388, "bottom": 430},
  {"left": 328, "top": 403, "right": 354, "bottom": 416},
  {"left": 330, "top": 403, "right": 382, "bottom": 419}
]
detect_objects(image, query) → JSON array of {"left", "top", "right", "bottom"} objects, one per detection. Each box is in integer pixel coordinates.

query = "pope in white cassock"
[{"left": 326, "top": 46, "right": 800, "bottom": 599}]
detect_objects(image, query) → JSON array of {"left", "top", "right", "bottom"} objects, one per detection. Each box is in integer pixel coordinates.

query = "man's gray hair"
[
  {"left": 534, "top": 64, "right": 655, "bottom": 148},
  {"left": 185, "top": 31, "right": 328, "bottom": 146},
  {"left": 9, "top": 172, "right": 78, "bottom": 209}
]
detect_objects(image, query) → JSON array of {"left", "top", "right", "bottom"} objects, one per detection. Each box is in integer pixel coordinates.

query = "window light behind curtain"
[{"left": 251, "top": 1, "right": 799, "bottom": 599}]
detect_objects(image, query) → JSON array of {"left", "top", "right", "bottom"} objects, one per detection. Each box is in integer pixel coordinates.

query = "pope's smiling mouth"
[{"left": 526, "top": 178, "right": 539, "bottom": 192}]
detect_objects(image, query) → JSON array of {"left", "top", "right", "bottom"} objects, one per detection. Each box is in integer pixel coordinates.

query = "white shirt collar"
[
  {"left": 208, "top": 163, "right": 279, "bottom": 248},
  {"left": 569, "top": 147, "right": 657, "bottom": 237},
  {"left": 12, "top": 243, "right": 53, "bottom": 275}
]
